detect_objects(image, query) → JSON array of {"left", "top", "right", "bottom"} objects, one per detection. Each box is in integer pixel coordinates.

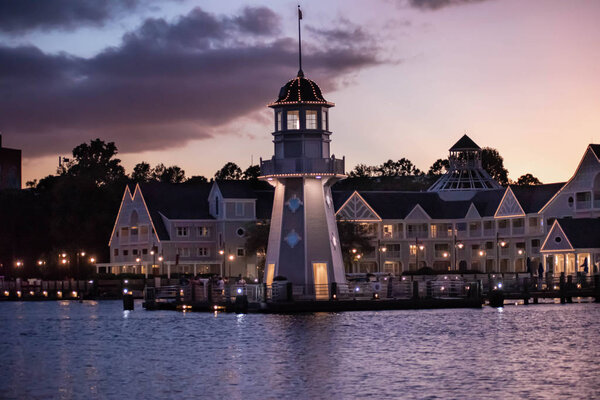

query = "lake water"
[{"left": 1, "top": 300, "right": 599, "bottom": 400}]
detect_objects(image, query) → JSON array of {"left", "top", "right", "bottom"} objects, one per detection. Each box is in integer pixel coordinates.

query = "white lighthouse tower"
[{"left": 260, "top": 9, "right": 347, "bottom": 299}]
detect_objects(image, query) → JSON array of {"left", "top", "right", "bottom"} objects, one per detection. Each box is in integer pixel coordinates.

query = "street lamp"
[
  {"left": 219, "top": 249, "right": 225, "bottom": 277},
  {"left": 15, "top": 261, "right": 23, "bottom": 267},
  {"left": 227, "top": 254, "right": 235, "bottom": 278}
]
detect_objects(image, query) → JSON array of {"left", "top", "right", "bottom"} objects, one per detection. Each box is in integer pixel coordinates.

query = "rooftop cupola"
[{"left": 428, "top": 134, "right": 501, "bottom": 193}]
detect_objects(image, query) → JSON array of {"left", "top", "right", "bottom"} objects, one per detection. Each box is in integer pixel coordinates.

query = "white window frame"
[
  {"left": 306, "top": 110, "right": 317, "bottom": 129},
  {"left": 235, "top": 202, "right": 244, "bottom": 217},
  {"left": 176, "top": 227, "right": 189, "bottom": 237},
  {"left": 287, "top": 111, "right": 299, "bottom": 130}
]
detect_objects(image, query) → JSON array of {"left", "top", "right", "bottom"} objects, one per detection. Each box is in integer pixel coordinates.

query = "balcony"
[{"left": 260, "top": 157, "right": 345, "bottom": 176}]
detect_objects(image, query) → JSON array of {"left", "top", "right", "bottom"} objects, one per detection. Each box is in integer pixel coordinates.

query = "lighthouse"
[{"left": 260, "top": 8, "right": 347, "bottom": 299}]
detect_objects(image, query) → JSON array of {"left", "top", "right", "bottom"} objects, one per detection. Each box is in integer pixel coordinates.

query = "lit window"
[
  {"left": 306, "top": 110, "right": 317, "bottom": 129},
  {"left": 237, "top": 248, "right": 245, "bottom": 257},
  {"left": 287, "top": 111, "right": 299, "bottom": 130},
  {"left": 276, "top": 111, "right": 282, "bottom": 131},
  {"left": 197, "top": 226, "right": 210, "bottom": 237},
  {"left": 383, "top": 224, "right": 393, "bottom": 238}
]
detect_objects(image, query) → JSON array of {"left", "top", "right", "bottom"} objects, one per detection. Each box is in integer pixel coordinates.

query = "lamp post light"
[
  {"left": 228, "top": 254, "right": 235, "bottom": 278},
  {"left": 415, "top": 238, "right": 425, "bottom": 270},
  {"left": 379, "top": 245, "right": 387, "bottom": 274},
  {"left": 219, "top": 249, "right": 225, "bottom": 277},
  {"left": 76, "top": 251, "right": 86, "bottom": 282},
  {"left": 496, "top": 233, "right": 507, "bottom": 273}
]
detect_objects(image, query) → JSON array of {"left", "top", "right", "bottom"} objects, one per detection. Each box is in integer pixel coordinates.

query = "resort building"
[
  {"left": 97, "top": 139, "right": 600, "bottom": 279},
  {"left": 99, "top": 180, "right": 274, "bottom": 279}
]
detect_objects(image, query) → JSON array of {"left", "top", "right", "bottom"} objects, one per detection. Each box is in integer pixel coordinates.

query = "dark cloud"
[
  {"left": 409, "top": 0, "right": 490, "bottom": 10},
  {"left": 0, "top": 7, "right": 384, "bottom": 157},
  {"left": 0, "top": 0, "right": 142, "bottom": 33}
]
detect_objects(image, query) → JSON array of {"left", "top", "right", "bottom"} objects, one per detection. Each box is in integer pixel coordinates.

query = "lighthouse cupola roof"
[{"left": 269, "top": 73, "right": 334, "bottom": 108}]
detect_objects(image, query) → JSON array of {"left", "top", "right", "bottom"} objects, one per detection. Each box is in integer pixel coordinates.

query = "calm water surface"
[{"left": 1, "top": 300, "right": 599, "bottom": 400}]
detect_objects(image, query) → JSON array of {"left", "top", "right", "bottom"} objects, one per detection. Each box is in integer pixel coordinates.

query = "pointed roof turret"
[{"left": 449, "top": 134, "right": 481, "bottom": 151}]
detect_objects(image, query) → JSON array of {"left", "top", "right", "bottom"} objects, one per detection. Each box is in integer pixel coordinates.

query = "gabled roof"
[
  {"left": 353, "top": 191, "right": 472, "bottom": 220},
  {"left": 138, "top": 183, "right": 214, "bottom": 239},
  {"left": 556, "top": 218, "right": 600, "bottom": 249},
  {"left": 589, "top": 144, "right": 600, "bottom": 160},
  {"left": 215, "top": 180, "right": 272, "bottom": 199},
  {"left": 470, "top": 189, "right": 505, "bottom": 217},
  {"left": 509, "top": 183, "right": 565, "bottom": 214},
  {"left": 449, "top": 134, "right": 480, "bottom": 151}
]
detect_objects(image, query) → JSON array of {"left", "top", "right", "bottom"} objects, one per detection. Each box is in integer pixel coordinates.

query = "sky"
[{"left": 1, "top": 0, "right": 599, "bottom": 185}]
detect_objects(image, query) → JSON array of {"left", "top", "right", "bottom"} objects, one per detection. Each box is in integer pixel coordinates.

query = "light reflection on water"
[{"left": 1, "top": 301, "right": 599, "bottom": 400}]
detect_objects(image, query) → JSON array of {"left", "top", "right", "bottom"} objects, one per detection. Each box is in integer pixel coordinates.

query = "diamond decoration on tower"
[
  {"left": 284, "top": 229, "right": 302, "bottom": 248},
  {"left": 286, "top": 194, "right": 303, "bottom": 213}
]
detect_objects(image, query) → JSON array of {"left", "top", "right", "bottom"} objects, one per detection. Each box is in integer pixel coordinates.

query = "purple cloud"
[{"left": 0, "top": 7, "right": 384, "bottom": 157}]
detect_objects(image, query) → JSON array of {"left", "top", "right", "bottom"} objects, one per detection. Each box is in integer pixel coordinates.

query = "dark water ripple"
[{"left": 1, "top": 301, "right": 599, "bottom": 400}]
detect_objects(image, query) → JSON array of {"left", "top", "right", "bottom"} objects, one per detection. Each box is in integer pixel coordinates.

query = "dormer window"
[
  {"left": 287, "top": 111, "right": 299, "bottom": 130},
  {"left": 306, "top": 110, "right": 317, "bottom": 129}
]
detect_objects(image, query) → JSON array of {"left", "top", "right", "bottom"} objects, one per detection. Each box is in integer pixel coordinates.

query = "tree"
[
  {"left": 186, "top": 175, "right": 209, "bottom": 184},
  {"left": 131, "top": 162, "right": 152, "bottom": 183},
  {"left": 428, "top": 158, "right": 449, "bottom": 176},
  {"left": 377, "top": 158, "right": 422, "bottom": 177},
  {"left": 65, "top": 139, "right": 126, "bottom": 186},
  {"left": 336, "top": 220, "right": 375, "bottom": 272},
  {"left": 215, "top": 162, "right": 242, "bottom": 180},
  {"left": 349, "top": 164, "right": 377, "bottom": 178},
  {"left": 242, "top": 165, "right": 261, "bottom": 181},
  {"left": 244, "top": 220, "right": 270, "bottom": 280},
  {"left": 516, "top": 173, "right": 542, "bottom": 186},
  {"left": 150, "top": 163, "right": 186, "bottom": 183},
  {"left": 482, "top": 147, "right": 509, "bottom": 186}
]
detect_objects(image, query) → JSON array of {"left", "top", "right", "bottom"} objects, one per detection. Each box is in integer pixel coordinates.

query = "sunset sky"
[{"left": 1, "top": 0, "right": 599, "bottom": 185}]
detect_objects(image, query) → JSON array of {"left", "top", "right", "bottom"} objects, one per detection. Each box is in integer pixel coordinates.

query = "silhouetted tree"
[
  {"left": 65, "top": 139, "right": 126, "bottom": 186},
  {"left": 428, "top": 158, "right": 450, "bottom": 176},
  {"left": 516, "top": 173, "right": 542, "bottom": 186},
  {"left": 131, "top": 162, "right": 152, "bottom": 183},
  {"left": 214, "top": 162, "right": 242, "bottom": 180},
  {"left": 349, "top": 163, "right": 377, "bottom": 178},
  {"left": 186, "top": 175, "right": 209, "bottom": 184},
  {"left": 378, "top": 158, "right": 422, "bottom": 176},
  {"left": 336, "top": 220, "right": 375, "bottom": 272},
  {"left": 482, "top": 147, "right": 509, "bottom": 185},
  {"left": 151, "top": 163, "right": 186, "bottom": 183},
  {"left": 243, "top": 165, "right": 261, "bottom": 181},
  {"left": 244, "top": 220, "right": 270, "bottom": 278}
]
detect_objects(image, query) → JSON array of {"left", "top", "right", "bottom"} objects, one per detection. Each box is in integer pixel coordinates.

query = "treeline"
[{"left": 348, "top": 148, "right": 542, "bottom": 186}]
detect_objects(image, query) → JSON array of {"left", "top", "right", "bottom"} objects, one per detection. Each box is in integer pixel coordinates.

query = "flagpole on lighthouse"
[{"left": 298, "top": 4, "right": 303, "bottom": 77}]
